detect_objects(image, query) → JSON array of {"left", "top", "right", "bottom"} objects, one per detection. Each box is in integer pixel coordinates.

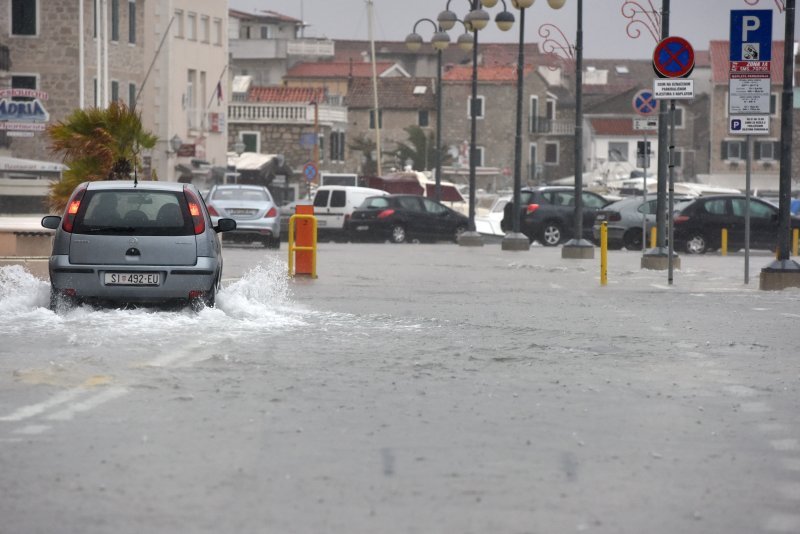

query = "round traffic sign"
[
  {"left": 652, "top": 36, "right": 695, "bottom": 79},
  {"left": 632, "top": 89, "right": 657, "bottom": 116},
  {"left": 303, "top": 162, "right": 318, "bottom": 182}
]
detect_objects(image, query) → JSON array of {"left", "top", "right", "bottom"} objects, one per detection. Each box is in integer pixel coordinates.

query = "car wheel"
[
  {"left": 191, "top": 283, "right": 216, "bottom": 312},
  {"left": 685, "top": 233, "right": 707, "bottom": 254},
  {"left": 623, "top": 229, "right": 643, "bottom": 251},
  {"left": 540, "top": 221, "right": 563, "bottom": 247},
  {"left": 454, "top": 225, "right": 467, "bottom": 243},
  {"left": 49, "top": 287, "right": 76, "bottom": 313},
  {"left": 390, "top": 224, "right": 407, "bottom": 244},
  {"left": 267, "top": 237, "right": 280, "bottom": 249}
]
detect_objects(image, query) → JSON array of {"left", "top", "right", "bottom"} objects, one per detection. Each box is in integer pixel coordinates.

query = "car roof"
[
  {"left": 211, "top": 184, "right": 268, "bottom": 191},
  {"left": 86, "top": 180, "right": 189, "bottom": 192}
]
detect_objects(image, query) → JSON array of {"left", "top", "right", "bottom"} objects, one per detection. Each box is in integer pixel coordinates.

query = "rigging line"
[{"left": 135, "top": 16, "right": 175, "bottom": 111}]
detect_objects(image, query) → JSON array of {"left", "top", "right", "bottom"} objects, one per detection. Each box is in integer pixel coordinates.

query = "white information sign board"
[
  {"left": 729, "top": 77, "right": 771, "bottom": 114},
  {"left": 653, "top": 79, "right": 694, "bottom": 99},
  {"left": 729, "top": 115, "right": 770, "bottom": 135},
  {"left": 633, "top": 118, "right": 658, "bottom": 131}
]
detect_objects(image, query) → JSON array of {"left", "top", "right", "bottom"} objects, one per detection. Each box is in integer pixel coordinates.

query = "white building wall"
[{"left": 142, "top": 0, "right": 228, "bottom": 182}]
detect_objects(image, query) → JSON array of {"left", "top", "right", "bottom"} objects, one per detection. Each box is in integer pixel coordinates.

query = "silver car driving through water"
[{"left": 41, "top": 181, "right": 236, "bottom": 311}]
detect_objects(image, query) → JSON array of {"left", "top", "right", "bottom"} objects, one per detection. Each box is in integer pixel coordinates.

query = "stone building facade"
[
  {"left": 0, "top": 0, "right": 145, "bottom": 161},
  {"left": 345, "top": 77, "right": 437, "bottom": 174},
  {"left": 441, "top": 64, "right": 575, "bottom": 193}
]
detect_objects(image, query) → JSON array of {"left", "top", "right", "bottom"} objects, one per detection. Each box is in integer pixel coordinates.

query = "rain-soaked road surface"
[{"left": 0, "top": 243, "right": 799, "bottom": 534}]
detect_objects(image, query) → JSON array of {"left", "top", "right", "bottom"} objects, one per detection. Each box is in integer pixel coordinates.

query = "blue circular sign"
[
  {"left": 303, "top": 162, "right": 318, "bottom": 182},
  {"left": 653, "top": 36, "right": 695, "bottom": 78},
  {"left": 632, "top": 89, "right": 657, "bottom": 116}
]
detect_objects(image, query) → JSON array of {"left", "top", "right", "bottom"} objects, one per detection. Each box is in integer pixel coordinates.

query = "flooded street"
[{"left": 1, "top": 244, "right": 799, "bottom": 533}]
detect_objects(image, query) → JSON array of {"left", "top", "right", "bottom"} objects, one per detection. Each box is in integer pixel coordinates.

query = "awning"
[
  {"left": 0, "top": 156, "right": 66, "bottom": 173},
  {"left": 227, "top": 152, "right": 277, "bottom": 171}
]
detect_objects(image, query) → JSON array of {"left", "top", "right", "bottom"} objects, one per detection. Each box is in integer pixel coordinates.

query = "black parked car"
[
  {"left": 347, "top": 194, "right": 468, "bottom": 243},
  {"left": 501, "top": 186, "right": 612, "bottom": 246},
  {"left": 673, "top": 194, "right": 800, "bottom": 254}
]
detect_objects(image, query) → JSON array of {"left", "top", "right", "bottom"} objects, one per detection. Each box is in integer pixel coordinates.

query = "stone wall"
[{"left": 0, "top": 0, "right": 146, "bottom": 162}]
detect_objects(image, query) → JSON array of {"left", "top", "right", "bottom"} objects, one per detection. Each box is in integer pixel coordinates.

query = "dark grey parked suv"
[
  {"left": 501, "top": 186, "right": 611, "bottom": 245},
  {"left": 41, "top": 181, "right": 236, "bottom": 311}
]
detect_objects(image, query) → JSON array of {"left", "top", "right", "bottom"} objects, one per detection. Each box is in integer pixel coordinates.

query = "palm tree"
[
  {"left": 393, "top": 126, "right": 452, "bottom": 172},
  {"left": 46, "top": 101, "right": 158, "bottom": 212},
  {"left": 348, "top": 133, "right": 379, "bottom": 176}
]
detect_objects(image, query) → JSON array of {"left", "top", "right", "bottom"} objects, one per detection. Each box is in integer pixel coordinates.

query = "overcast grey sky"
[{"left": 229, "top": 1, "right": 796, "bottom": 58}]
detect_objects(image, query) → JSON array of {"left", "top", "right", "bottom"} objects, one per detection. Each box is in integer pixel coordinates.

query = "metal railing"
[{"left": 530, "top": 118, "right": 575, "bottom": 135}]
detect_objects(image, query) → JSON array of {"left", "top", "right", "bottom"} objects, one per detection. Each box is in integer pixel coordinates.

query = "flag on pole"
[{"left": 215, "top": 81, "right": 223, "bottom": 105}]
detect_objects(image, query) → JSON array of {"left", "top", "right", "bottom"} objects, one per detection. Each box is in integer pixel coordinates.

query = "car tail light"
[
  {"left": 608, "top": 212, "right": 621, "bottom": 222},
  {"left": 378, "top": 209, "right": 395, "bottom": 219},
  {"left": 61, "top": 185, "right": 87, "bottom": 233},
  {"left": 526, "top": 203, "right": 540, "bottom": 214},
  {"left": 183, "top": 187, "right": 206, "bottom": 234},
  {"left": 265, "top": 207, "right": 277, "bottom": 218},
  {"left": 674, "top": 215, "right": 689, "bottom": 224},
  {"left": 188, "top": 290, "right": 203, "bottom": 300},
  {"left": 207, "top": 205, "right": 220, "bottom": 217}
]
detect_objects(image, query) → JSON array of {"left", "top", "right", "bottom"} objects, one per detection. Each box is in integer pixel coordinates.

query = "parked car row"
[{"left": 592, "top": 193, "right": 800, "bottom": 254}]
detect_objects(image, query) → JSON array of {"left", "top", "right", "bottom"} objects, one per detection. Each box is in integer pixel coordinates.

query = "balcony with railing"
[
  {"left": 228, "top": 102, "right": 347, "bottom": 125},
  {"left": 530, "top": 118, "right": 575, "bottom": 136}
]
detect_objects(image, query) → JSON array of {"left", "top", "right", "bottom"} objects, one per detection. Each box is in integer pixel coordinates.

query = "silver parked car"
[
  {"left": 592, "top": 194, "right": 692, "bottom": 250},
  {"left": 41, "top": 180, "right": 236, "bottom": 311},
  {"left": 204, "top": 184, "right": 281, "bottom": 248}
]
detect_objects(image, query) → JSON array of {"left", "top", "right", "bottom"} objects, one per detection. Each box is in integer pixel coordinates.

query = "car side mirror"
[
  {"left": 41, "top": 215, "right": 61, "bottom": 229},
  {"left": 214, "top": 218, "right": 237, "bottom": 233}
]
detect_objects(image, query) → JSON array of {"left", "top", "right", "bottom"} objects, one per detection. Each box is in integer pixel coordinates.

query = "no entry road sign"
[
  {"left": 632, "top": 89, "right": 658, "bottom": 116},
  {"left": 653, "top": 36, "right": 695, "bottom": 79}
]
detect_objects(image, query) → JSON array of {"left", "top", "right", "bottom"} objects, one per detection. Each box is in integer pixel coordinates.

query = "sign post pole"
[
  {"left": 632, "top": 89, "right": 658, "bottom": 254},
  {"left": 642, "top": 131, "right": 648, "bottom": 251},
  {"left": 745, "top": 134, "right": 752, "bottom": 284},
  {"left": 668, "top": 99, "right": 676, "bottom": 285}
]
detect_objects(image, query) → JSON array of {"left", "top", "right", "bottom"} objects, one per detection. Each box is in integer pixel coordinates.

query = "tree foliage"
[
  {"left": 348, "top": 133, "right": 379, "bottom": 176},
  {"left": 45, "top": 101, "right": 158, "bottom": 212},
  {"left": 393, "top": 126, "right": 452, "bottom": 172}
]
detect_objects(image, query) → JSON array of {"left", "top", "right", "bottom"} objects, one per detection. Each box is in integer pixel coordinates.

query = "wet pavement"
[{"left": 1, "top": 242, "right": 799, "bottom": 534}]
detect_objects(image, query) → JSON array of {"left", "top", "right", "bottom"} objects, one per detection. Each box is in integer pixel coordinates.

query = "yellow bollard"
[
  {"left": 794, "top": 228, "right": 799, "bottom": 257},
  {"left": 600, "top": 221, "right": 608, "bottom": 286},
  {"left": 721, "top": 228, "right": 728, "bottom": 256},
  {"left": 650, "top": 227, "right": 657, "bottom": 249}
]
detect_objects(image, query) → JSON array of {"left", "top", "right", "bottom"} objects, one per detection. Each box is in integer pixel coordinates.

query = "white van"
[{"left": 312, "top": 186, "right": 387, "bottom": 239}]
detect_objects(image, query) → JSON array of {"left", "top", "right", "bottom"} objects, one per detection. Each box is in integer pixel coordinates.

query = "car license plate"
[
  {"left": 104, "top": 272, "right": 160, "bottom": 285},
  {"left": 356, "top": 225, "right": 368, "bottom": 231},
  {"left": 317, "top": 220, "right": 327, "bottom": 227}
]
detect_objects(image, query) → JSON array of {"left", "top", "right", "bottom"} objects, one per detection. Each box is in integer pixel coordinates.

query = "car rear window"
[
  {"left": 361, "top": 196, "right": 389, "bottom": 209},
  {"left": 212, "top": 188, "right": 270, "bottom": 202},
  {"left": 73, "top": 190, "right": 194, "bottom": 236}
]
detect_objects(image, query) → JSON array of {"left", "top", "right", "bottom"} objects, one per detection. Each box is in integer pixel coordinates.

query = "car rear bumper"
[
  {"left": 213, "top": 217, "right": 279, "bottom": 237},
  {"left": 48, "top": 255, "right": 219, "bottom": 302}
]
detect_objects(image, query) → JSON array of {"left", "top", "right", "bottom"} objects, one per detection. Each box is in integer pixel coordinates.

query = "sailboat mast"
[{"left": 366, "top": 0, "right": 382, "bottom": 175}]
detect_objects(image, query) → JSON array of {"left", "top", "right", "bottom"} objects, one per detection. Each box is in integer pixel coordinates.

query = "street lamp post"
[
  {"left": 406, "top": 19, "right": 469, "bottom": 202},
  {"left": 439, "top": 0, "right": 514, "bottom": 247},
  {"left": 560, "top": 0, "right": 594, "bottom": 259},
  {"left": 501, "top": 0, "right": 566, "bottom": 252}
]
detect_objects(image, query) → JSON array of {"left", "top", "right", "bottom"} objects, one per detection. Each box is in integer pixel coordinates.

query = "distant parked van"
[{"left": 312, "top": 186, "right": 388, "bottom": 239}]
